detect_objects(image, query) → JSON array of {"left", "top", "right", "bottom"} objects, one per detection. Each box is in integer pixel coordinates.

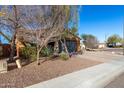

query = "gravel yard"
[{"left": 0, "top": 56, "right": 102, "bottom": 88}]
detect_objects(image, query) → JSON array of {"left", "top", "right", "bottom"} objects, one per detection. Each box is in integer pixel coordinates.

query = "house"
[
  {"left": 0, "top": 28, "right": 81, "bottom": 58},
  {"left": 97, "top": 43, "right": 106, "bottom": 49},
  {"left": 16, "top": 29, "right": 81, "bottom": 54},
  {"left": 49, "top": 31, "right": 81, "bottom": 53},
  {"left": 107, "top": 42, "right": 122, "bottom": 48}
]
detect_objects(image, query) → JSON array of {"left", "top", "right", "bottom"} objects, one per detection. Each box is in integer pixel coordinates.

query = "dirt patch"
[{"left": 0, "top": 56, "right": 102, "bottom": 88}]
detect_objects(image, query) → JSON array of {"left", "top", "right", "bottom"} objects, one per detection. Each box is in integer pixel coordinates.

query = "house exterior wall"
[
  {"left": 0, "top": 45, "right": 2, "bottom": 56},
  {"left": 76, "top": 38, "right": 81, "bottom": 52},
  {"left": 98, "top": 44, "right": 105, "bottom": 49}
]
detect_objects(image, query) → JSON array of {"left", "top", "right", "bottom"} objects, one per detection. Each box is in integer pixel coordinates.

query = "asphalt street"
[{"left": 103, "top": 48, "right": 124, "bottom": 55}]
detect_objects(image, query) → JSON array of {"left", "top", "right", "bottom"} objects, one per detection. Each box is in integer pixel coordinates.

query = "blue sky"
[{"left": 79, "top": 5, "right": 124, "bottom": 43}]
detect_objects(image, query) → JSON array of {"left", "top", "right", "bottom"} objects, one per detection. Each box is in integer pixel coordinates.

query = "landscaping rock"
[{"left": 0, "top": 56, "right": 101, "bottom": 87}]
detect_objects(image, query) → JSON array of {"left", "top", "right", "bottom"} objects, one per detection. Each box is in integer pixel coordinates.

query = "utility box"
[{"left": 0, "top": 59, "right": 7, "bottom": 73}]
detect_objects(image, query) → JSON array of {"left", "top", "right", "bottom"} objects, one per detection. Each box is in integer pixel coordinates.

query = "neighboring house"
[
  {"left": 80, "top": 42, "right": 85, "bottom": 50},
  {"left": 107, "top": 42, "right": 122, "bottom": 47},
  {"left": 97, "top": 43, "right": 106, "bottom": 49},
  {"left": 115, "top": 42, "right": 122, "bottom": 47}
]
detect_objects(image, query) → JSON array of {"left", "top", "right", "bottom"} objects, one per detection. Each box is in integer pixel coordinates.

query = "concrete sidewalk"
[{"left": 27, "top": 53, "right": 124, "bottom": 88}]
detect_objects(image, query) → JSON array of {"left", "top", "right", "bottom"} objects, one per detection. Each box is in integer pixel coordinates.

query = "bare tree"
[
  {"left": 81, "top": 34, "right": 99, "bottom": 49},
  {"left": 0, "top": 6, "right": 21, "bottom": 58},
  {"left": 20, "top": 6, "right": 70, "bottom": 65},
  {"left": 0, "top": 6, "right": 24, "bottom": 68},
  {"left": 59, "top": 6, "right": 79, "bottom": 54},
  {"left": 0, "top": 5, "right": 79, "bottom": 65}
]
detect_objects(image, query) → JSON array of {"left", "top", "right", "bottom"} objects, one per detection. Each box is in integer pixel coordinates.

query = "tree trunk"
[
  {"left": 60, "top": 39, "right": 69, "bottom": 55},
  {"left": 9, "top": 5, "right": 18, "bottom": 62},
  {"left": 16, "top": 45, "right": 19, "bottom": 57},
  {"left": 54, "top": 40, "right": 59, "bottom": 53},
  {"left": 60, "top": 39, "right": 64, "bottom": 51},
  {"left": 9, "top": 34, "right": 16, "bottom": 62},
  {"left": 16, "top": 44, "right": 22, "bottom": 68},
  {"left": 63, "top": 38, "right": 69, "bottom": 54},
  {"left": 37, "top": 50, "right": 40, "bottom": 65}
]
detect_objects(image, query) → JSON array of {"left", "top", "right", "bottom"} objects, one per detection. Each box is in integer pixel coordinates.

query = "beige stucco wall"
[{"left": 98, "top": 44, "right": 105, "bottom": 49}]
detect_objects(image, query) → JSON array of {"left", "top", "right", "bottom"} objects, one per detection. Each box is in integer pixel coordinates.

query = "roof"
[
  {"left": 16, "top": 28, "right": 81, "bottom": 44},
  {"left": 98, "top": 43, "right": 105, "bottom": 44},
  {"left": 67, "top": 31, "right": 81, "bottom": 40}
]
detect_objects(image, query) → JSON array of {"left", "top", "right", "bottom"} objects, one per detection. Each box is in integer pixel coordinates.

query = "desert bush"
[
  {"left": 40, "top": 47, "right": 53, "bottom": 57},
  {"left": 20, "top": 46, "right": 37, "bottom": 61},
  {"left": 60, "top": 51, "right": 69, "bottom": 60}
]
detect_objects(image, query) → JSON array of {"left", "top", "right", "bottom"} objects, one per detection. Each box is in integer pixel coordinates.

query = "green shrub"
[
  {"left": 60, "top": 51, "right": 69, "bottom": 60},
  {"left": 40, "top": 47, "right": 53, "bottom": 57},
  {"left": 20, "top": 46, "right": 37, "bottom": 62}
]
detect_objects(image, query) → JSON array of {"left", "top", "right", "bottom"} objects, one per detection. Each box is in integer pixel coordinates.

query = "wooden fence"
[{"left": 0, "top": 44, "right": 11, "bottom": 57}]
